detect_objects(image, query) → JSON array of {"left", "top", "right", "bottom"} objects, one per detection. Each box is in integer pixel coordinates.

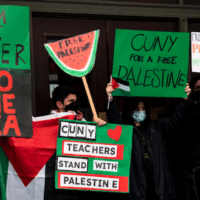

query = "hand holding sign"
[{"left": 45, "top": 30, "right": 100, "bottom": 120}]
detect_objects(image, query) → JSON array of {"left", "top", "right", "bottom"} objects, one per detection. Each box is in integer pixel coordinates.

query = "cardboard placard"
[
  {"left": 0, "top": 6, "right": 32, "bottom": 137},
  {"left": 112, "top": 29, "right": 189, "bottom": 98},
  {"left": 55, "top": 119, "right": 133, "bottom": 193},
  {"left": 191, "top": 32, "right": 200, "bottom": 73}
]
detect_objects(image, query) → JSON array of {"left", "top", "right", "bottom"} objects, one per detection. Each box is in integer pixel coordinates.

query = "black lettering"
[
  {"left": 160, "top": 69, "right": 167, "bottom": 87},
  {"left": 74, "top": 162, "right": 80, "bottom": 168},
  {"left": 147, "top": 56, "right": 153, "bottom": 63},
  {"left": 69, "top": 177, "right": 74, "bottom": 184},
  {"left": 98, "top": 180, "right": 102, "bottom": 187},
  {"left": 135, "top": 68, "right": 143, "bottom": 86},
  {"left": 57, "top": 51, "right": 65, "bottom": 58},
  {"left": 81, "top": 162, "right": 86, "bottom": 169},
  {"left": 65, "top": 40, "right": 72, "bottom": 47},
  {"left": 92, "top": 146, "right": 98, "bottom": 154},
  {"left": 64, "top": 161, "right": 68, "bottom": 167},
  {"left": 69, "top": 125, "right": 76, "bottom": 133},
  {"left": 112, "top": 181, "right": 118, "bottom": 188},
  {"left": 168, "top": 37, "right": 177, "bottom": 52},
  {"left": 103, "top": 180, "right": 109, "bottom": 188},
  {"left": 131, "top": 34, "right": 145, "bottom": 51},
  {"left": 81, "top": 177, "right": 85, "bottom": 185},
  {"left": 68, "top": 162, "right": 73, "bottom": 168},
  {"left": 64, "top": 177, "right": 69, "bottom": 184},
  {"left": 59, "top": 160, "right": 63, "bottom": 167},
  {"left": 152, "top": 36, "right": 168, "bottom": 51},
  {"left": 118, "top": 66, "right": 128, "bottom": 79},
  {"left": 88, "top": 128, "right": 94, "bottom": 137},
  {"left": 126, "top": 67, "right": 136, "bottom": 85},
  {"left": 75, "top": 177, "right": 80, "bottom": 185},
  {"left": 152, "top": 69, "right": 160, "bottom": 88},
  {"left": 144, "top": 70, "right": 152, "bottom": 87},
  {"left": 178, "top": 73, "right": 185, "bottom": 86},
  {"left": 99, "top": 147, "right": 104, "bottom": 154},
  {"left": 15, "top": 44, "right": 25, "bottom": 65},
  {"left": 79, "top": 37, "right": 84, "bottom": 42},
  {"left": 2, "top": 44, "right": 10, "bottom": 64},
  {"left": 85, "top": 145, "right": 90, "bottom": 152},
  {"left": 62, "top": 125, "right": 68, "bottom": 133},
  {"left": 104, "top": 147, "right": 110, "bottom": 155},
  {"left": 110, "top": 148, "right": 116, "bottom": 155},
  {"left": 77, "top": 126, "right": 84, "bottom": 135},
  {"left": 79, "top": 144, "right": 84, "bottom": 152},
  {"left": 67, "top": 143, "right": 73, "bottom": 151},
  {"left": 73, "top": 144, "right": 78, "bottom": 151},
  {"left": 87, "top": 178, "right": 91, "bottom": 186}
]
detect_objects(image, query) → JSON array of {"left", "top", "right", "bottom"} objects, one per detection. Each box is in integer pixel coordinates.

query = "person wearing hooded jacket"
[
  {"left": 183, "top": 75, "right": 200, "bottom": 200},
  {"left": 105, "top": 83, "right": 191, "bottom": 200}
]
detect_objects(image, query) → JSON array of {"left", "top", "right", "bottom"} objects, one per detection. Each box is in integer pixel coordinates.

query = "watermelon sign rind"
[{"left": 44, "top": 30, "right": 100, "bottom": 77}]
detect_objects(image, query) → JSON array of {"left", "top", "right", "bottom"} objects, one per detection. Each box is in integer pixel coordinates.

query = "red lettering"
[
  {"left": 0, "top": 70, "right": 13, "bottom": 92},
  {"left": 3, "top": 94, "right": 15, "bottom": 114},
  {"left": 3, "top": 115, "right": 21, "bottom": 136}
]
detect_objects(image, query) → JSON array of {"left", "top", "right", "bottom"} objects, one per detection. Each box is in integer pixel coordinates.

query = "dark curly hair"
[{"left": 52, "top": 86, "right": 77, "bottom": 109}]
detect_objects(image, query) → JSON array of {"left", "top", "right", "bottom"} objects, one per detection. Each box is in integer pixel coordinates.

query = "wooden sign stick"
[{"left": 82, "top": 76, "right": 98, "bottom": 120}]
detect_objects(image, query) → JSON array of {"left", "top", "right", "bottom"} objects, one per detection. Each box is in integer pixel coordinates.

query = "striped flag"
[
  {"left": 0, "top": 112, "right": 76, "bottom": 200},
  {"left": 111, "top": 77, "right": 131, "bottom": 96}
]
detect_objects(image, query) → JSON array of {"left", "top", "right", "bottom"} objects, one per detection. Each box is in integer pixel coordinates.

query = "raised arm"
[
  {"left": 106, "top": 83, "right": 125, "bottom": 124},
  {"left": 155, "top": 83, "right": 190, "bottom": 135}
]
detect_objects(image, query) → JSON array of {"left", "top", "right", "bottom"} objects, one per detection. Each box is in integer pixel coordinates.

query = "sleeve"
[
  {"left": 154, "top": 99, "right": 189, "bottom": 135},
  {"left": 106, "top": 100, "right": 125, "bottom": 124}
]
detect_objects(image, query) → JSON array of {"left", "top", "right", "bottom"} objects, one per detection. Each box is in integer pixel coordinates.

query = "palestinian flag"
[
  {"left": 0, "top": 112, "right": 78, "bottom": 200},
  {"left": 111, "top": 77, "right": 131, "bottom": 97}
]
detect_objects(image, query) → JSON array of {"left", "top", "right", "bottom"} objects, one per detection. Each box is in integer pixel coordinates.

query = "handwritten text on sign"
[
  {"left": 191, "top": 32, "right": 200, "bottom": 72},
  {"left": 0, "top": 6, "right": 32, "bottom": 137},
  {"left": 56, "top": 119, "right": 133, "bottom": 193},
  {"left": 112, "top": 29, "right": 189, "bottom": 97}
]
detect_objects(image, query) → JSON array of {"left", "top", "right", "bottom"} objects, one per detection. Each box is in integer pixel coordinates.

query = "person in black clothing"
[
  {"left": 105, "top": 83, "right": 191, "bottom": 200},
  {"left": 185, "top": 75, "right": 200, "bottom": 200}
]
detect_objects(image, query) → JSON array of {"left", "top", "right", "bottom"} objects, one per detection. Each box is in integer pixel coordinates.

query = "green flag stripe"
[{"left": 0, "top": 146, "right": 8, "bottom": 200}]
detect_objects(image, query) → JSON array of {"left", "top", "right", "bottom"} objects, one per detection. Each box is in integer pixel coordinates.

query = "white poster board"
[{"left": 191, "top": 32, "right": 200, "bottom": 72}]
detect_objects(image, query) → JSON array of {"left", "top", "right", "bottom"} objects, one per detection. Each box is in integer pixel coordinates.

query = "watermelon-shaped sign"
[{"left": 44, "top": 30, "right": 100, "bottom": 77}]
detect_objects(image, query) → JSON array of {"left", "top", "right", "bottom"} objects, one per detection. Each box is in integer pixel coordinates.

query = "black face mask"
[{"left": 64, "top": 101, "right": 78, "bottom": 113}]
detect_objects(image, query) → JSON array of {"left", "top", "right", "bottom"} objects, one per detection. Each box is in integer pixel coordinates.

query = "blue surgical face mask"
[{"left": 132, "top": 111, "right": 146, "bottom": 123}]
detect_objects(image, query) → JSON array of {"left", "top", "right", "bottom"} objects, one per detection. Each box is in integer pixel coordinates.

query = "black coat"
[{"left": 106, "top": 100, "right": 188, "bottom": 200}]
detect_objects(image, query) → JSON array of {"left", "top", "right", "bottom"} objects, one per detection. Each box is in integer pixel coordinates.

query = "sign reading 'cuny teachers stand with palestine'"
[
  {"left": 112, "top": 29, "right": 189, "bottom": 98},
  {"left": 0, "top": 6, "right": 32, "bottom": 137},
  {"left": 56, "top": 119, "right": 133, "bottom": 193}
]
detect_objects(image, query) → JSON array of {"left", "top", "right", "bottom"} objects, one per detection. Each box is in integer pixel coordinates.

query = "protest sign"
[
  {"left": 45, "top": 30, "right": 100, "bottom": 119},
  {"left": 44, "top": 30, "right": 99, "bottom": 77},
  {"left": 0, "top": 6, "right": 32, "bottom": 137},
  {"left": 112, "top": 29, "right": 189, "bottom": 98},
  {"left": 191, "top": 32, "right": 200, "bottom": 72},
  {"left": 55, "top": 119, "right": 133, "bottom": 193}
]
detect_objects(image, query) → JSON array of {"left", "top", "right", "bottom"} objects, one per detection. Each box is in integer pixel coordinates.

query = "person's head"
[
  {"left": 122, "top": 97, "right": 148, "bottom": 125},
  {"left": 189, "top": 75, "right": 200, "bottom": 100},
  {"left": 52, "top": 86, "right": 78, "bottom": 112}
]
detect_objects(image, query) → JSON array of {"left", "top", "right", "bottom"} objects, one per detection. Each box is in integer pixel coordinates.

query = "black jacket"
[
  {"left": 184, "top": 96, "right": 200, "bottom": 166},
  {"left": 106, "top": 99, "right": 188, "bottom": 200}
]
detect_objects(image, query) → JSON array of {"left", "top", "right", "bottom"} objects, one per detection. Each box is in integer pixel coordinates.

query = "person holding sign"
[
  {"left": 106, "top": 83, "right": 191, "bottom": 200},
  {"left": 182, "top": 75, "right": 200, "bottom": 200},
  {"left": 51, "top": 85, "right": 106, "bottom": 126}
]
